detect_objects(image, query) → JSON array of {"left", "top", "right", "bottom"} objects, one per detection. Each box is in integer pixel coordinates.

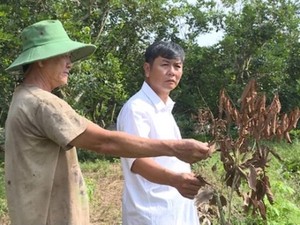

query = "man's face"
[
  {"left": 41, "top": 53, "right": 72, "bottom": 89},
  {"left": 144, "top": 56, "right": 183, "bottom": 99}
]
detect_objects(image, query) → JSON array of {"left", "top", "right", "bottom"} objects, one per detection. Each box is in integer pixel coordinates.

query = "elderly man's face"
[{"left": 41, "top": 53, "right": 72, "bottom": 89}]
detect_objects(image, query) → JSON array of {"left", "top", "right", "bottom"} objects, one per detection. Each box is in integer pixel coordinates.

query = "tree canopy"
[{"left": 0, "top": 0, "right": 299, "bottom": 135}]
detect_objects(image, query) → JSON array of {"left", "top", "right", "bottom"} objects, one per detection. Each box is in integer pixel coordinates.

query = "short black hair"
[{"left": 144, "top": 41, "right": 185, "bottom": 65}]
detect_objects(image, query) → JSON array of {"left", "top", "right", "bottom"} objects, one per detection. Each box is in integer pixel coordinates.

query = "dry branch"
[{"left": 194, "top": 79, "right": 300, "bottom": 223}]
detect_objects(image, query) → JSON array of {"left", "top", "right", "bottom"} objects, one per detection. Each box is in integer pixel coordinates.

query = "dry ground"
[
  {"left": 0, "top": 161, "right": 124, "bottom": 225},
  {"left": 87, "top": 162, "right": 124, "bottom": 225},
  {"left": 0, "top": 212, "right": 9, "bottom": 224}
]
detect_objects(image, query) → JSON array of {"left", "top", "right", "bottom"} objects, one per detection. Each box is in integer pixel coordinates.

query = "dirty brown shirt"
[{"left": 5, "top": 84, "right": 90, "bottom": 225}]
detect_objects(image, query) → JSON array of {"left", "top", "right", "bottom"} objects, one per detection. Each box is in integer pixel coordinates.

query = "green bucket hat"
[{"left": 6, "top": 19, "right": 97, "bottom": 73}]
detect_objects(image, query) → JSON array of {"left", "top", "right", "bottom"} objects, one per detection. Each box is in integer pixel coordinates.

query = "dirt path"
[
  {"left": 0, "top": 162, "right": 124, "bottom": 225},
  {"left": 88, "top": 163, "right": 123, "bottom": 225}
]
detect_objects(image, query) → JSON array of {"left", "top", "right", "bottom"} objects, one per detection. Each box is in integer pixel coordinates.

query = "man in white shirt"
[{"left": 117, "top": 41, "right": 205, "bottom": 225}]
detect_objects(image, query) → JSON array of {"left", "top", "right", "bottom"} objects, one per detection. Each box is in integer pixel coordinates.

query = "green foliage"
[
  {"left": 80, "top": 158, "right": 120, "bottom": 174},
  {"left": 63, "top": 54, "right": 128, "bottom": 128},
  {"left": 177, "top": 0, "right": 300, "bottom": 125},
  {"left": 260, "top": 141, "right": 300, "bottom": 225},
  {"left": 81, "top": 159, "right": 109, "bottom": 173},
  {"left": 0, "top": 0, "right": 204, "bottom": 129},
  {"left": 77, "top": 148, "right": 118, "bottom": 163},
  {"left": 265, "top": 181, "right": 300, "bottom": 225},
  {"left": 273, "top": 141, "right": 300, "bottom": 202},
  {"left": 0, "top": 160, "right": 7, "bottom": 218},
  {"left": 0, "top": 128, "right": 4, "bottom": 151},
  {"left": 85, "top": 178, "right": 97, "bottom": 202},
  {"left": 1, "top": 0, "right": 299, "bottom": 135}
]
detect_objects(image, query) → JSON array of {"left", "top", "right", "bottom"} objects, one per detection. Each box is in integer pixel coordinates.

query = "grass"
[
  {"left": 0, "top": 141, "right": 299, "bottom": 224},
  {"left": 81, "top": 159, "right": 123, "bottom": 225}
]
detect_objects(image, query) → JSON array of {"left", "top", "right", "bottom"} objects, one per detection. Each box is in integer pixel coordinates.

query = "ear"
[{"left": 143, "top": 62, "right": 150, "bottom": 78}]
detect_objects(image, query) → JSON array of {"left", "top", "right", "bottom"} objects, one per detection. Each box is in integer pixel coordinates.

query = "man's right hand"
[{"left": 171, "top": 172, "right": 205, "bottom": 199}]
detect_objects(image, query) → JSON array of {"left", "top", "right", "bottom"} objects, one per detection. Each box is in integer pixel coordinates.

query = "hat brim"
[{"left": 6, "top": 40, "right": 96, "bottom": 73}]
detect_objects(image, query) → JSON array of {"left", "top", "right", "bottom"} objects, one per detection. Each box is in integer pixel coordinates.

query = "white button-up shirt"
[{"left": 117, "top": 82, "right": 200, "bottom": 225}]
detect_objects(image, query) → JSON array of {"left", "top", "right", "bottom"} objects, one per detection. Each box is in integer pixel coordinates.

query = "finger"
[
  {"left": 189, "top": 179, "right": 204, "bottom": 187},
  {"left": 182, "top": 183, "right": 201, "bottom": 194}
]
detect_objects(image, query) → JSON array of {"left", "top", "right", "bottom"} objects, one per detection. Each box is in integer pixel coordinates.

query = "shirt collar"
[{"left": 141, "top": 81, "right": 175, "bottom": 113}]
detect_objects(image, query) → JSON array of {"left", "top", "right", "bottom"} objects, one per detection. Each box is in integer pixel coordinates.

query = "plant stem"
[
  {"left": 228, "top": 168, "right": 239, "bottom": 222},
  {"left": 215, "top": 191, "right": 227, "bottom": 225}
]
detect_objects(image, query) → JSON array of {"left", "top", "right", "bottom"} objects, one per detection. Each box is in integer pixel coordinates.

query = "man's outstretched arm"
[{"left": 70, "top": 121, "right": 211, "bottom": 163}]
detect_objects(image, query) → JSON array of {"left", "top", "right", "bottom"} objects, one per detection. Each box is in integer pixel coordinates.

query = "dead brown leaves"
[
  {"left": 194, "top": 79, "right": 300, "bottom": 222},
  {"left": 218, "top": 79, "right": 300, "bottom": 143}
]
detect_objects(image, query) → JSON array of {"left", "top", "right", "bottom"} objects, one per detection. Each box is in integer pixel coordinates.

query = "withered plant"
[{"left": 194, "top": 79, "right": 300, "bottom": 224}]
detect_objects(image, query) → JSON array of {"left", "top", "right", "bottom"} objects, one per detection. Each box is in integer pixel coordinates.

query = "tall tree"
[
  {"left": 0, "top": 0, "right": 212, "bottom": 128},
  {"left": 177, "top": 0, "right": 300, "bottom": 130}
]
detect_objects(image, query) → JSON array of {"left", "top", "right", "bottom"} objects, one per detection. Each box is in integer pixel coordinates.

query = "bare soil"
[
  {"left": 0, "top": 162, "right": 124, "bottom": 225},
  {"left": 88, "top": 163, "right": 123, "bottom": 225}
]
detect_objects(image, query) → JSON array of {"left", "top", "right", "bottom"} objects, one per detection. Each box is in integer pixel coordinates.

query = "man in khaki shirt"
[{"left": 4, "top": 20, "right": 211, "bottom": 225}]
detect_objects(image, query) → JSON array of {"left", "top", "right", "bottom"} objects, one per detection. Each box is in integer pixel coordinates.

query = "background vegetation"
[
  {"left": 1, "top": 0, "right": 299, "bottom": 130},
  {"left": 0, "top": 0, "right": 299, "bottom": 224}
]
